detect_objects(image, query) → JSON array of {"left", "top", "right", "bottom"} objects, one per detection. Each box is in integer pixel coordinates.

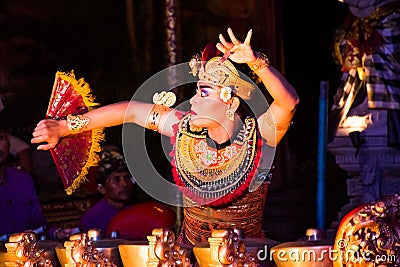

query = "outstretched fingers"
[
  {"left": 216, "top": 43, "right": 231, "bottom": 60},
  {"left": 217, "top": 27, "right": 254, "bottom": 63},
  {"left": 227, "top": 27, "right": 240, "bottom": 45},
  {"left": 243, "top": 29, "right": 252, "bottom": 45},
  {"left": 218, "top": 33, "right": 234, "bottom": 51}
]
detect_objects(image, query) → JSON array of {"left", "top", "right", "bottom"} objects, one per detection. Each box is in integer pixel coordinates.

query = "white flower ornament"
[{"left": 220, "top": 87, "right": 232, "bottom": 103}]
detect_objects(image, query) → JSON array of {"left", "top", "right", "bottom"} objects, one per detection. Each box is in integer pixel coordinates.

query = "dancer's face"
[{"left": 189, "top": 81, "right": 230, "bottom": 128}]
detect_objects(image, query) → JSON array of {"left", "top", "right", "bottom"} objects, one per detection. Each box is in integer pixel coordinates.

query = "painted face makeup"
[
  {"left": 196, "top": 81, "right": 232, "bottom": 102},
  {"left": 196, "top": 82, "right": 220, "bottom": 97},
  {"left": 189, "top": 81, "right": 231, "bottom": 128}
]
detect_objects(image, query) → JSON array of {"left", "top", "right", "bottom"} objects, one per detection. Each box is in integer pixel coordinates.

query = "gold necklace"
[{"left": 172, "top": 114, "right": 262, "bottom": 206}]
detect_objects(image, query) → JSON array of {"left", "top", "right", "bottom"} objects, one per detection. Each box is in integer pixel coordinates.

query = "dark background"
[{"left": 0, "top": 0, "right": 351, "bottom": 241}]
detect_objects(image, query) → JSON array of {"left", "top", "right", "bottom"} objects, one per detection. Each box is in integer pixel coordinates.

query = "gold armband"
[
  {"left": 146, "top": 91, "right": 176, "bottom": 132},
  {"left": 265, "top": 113, "right": 293, "bottom": 131},
  {"left": 146, "top": 104, "right": 172, "bottom": 132},
  {"left": 247, "top": 52, "right": 271, "bottom": 72},
  {"left": 67, "top": 114, "right": 90, "bottom": 134}
]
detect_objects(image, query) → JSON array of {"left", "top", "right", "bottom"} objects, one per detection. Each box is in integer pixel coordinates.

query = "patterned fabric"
[
  {"left": 180, "top": 183, "right": 269, "bottom": 245},
  {"left": 331, "top": 2, "right": 400, "bottom": 116},
  {"left": 171, "top": 114, "right": 263, "bottom": 207}
]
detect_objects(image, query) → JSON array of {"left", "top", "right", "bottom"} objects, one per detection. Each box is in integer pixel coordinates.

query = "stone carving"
[{"left": 334, "top": 194, "right": 400, "bottom": 266}]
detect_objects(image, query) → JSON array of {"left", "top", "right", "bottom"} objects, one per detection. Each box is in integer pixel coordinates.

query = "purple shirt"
[
  {"left": 0, "top": 167, "right": 47, "bottom": 236},
  {"left": 79, "top": 198, "right": 119, "bottom": 237}
]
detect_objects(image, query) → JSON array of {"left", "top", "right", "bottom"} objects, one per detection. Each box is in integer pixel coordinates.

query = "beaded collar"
[{"left": 171, "top": 114, "right": 262, "bottom": 206}]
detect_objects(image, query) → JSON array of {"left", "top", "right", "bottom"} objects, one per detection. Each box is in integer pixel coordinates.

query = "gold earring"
[{"left": 226, "top": 108, "right": 234, "bottom": 121}]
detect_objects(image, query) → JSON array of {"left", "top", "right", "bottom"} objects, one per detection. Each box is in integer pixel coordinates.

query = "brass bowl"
[
  {"left": 272, "top": 240, "right": 333, "bottom": 267},
  {"left": 56, "top": 238, "right": 129, "bottom": 267},
  {"left": 38, "top": 240, "right": 63, "bottom": 267},
  {"left": 118, "top": 240, "right": 193, "bottom": 266},
  {"left": 118, "top": 240, "right": 149, "bottom": 267},
  {"left": 193, "top": 237, "right": 279, "bottom": 267}
]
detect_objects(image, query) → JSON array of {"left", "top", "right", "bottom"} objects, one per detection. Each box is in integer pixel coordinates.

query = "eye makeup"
[{"left": 196, "top": 83, "right": 220, "bottom": 97}]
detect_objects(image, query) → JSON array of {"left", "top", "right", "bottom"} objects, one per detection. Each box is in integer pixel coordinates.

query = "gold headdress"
[{"left": 189, "top": 54, "right": 255, "bottom": 100}]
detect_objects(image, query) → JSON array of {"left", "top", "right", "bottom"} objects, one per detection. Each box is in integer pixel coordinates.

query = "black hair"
[
  {"left": 95, "top": 155, "right": 130, "bottom": 185},
  {"left": 235, "top": 96, "right": 256, "bottom": 122}
]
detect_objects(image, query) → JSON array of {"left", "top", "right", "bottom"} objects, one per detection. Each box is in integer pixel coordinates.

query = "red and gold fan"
[{"left": 46, "top": 70, "right": 104, "bottom": 195}]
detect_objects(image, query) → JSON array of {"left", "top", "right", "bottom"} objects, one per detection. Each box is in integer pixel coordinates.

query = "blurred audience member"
[
  {"left": 0, "top": 129, "right": 73, "bottom": 241},
  {"left": 7, "top": 132, "right": 32, "bottom": 174},
  {"left": 78, "top": 149, "right": 147, "bottom": 237}
]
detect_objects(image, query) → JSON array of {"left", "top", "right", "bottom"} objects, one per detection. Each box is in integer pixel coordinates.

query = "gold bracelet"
[
  {"left": 67, "top": 114, "right": 90, "bottom": 134},
  {"left": 146, "top": 104, "right": 171, "bottom": 132},
  {"left": 265, "top": 113, "right": 293, "bottom": 131},
  {"left": 247, "top": 52, "right": 271, "bottom": 72}
]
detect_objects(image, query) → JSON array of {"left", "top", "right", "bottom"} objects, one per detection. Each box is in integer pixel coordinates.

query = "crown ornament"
[{"left": 189, "top": 53, "right": 255, "bottom": 100}]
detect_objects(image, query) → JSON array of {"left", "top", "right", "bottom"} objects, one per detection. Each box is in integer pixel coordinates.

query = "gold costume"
[
  {"left": 171, "top": 114, "right": 269, "bottom": 245},
  {"left": 170, "top": 50, "right": 275, "bottom": 245}
]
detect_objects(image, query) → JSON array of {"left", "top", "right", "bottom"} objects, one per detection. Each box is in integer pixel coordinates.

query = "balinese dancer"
[{"left": 31, "top": 28, "right": 299, "bottom": 245}]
